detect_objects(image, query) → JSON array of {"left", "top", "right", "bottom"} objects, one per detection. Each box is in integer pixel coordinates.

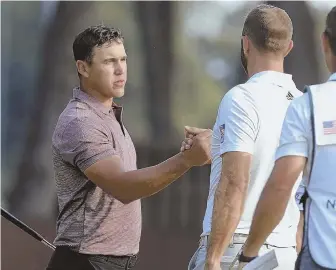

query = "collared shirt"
[
  {"left": 276, "top": 72, "right": 336, "bottom": 175},
  {"left": 277, "top": 73, "right": 336, "bottom": 208},
  {"left": 202, "top": 71, "right": 303, "bottom": 247},
  {"left": 276, "top": 73, "right": 336, "bottom": 267},
  {"left": 52, "top": 87, "right": 141, "bottom": 256}
]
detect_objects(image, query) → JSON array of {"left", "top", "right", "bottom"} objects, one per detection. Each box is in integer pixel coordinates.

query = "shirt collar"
[
  {"left": 247, "top": 71, "right": 296, "bottom": 89},
  {"left": 328, "top": 73, "right": 336, "bottom": 81},
  {"left": 73, "top": 87, "right": 122, "bottom": 116}
]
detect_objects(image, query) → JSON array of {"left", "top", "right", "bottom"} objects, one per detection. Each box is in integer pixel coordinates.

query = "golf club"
[{"left": 1, "top": 207, "right": 56, "bottom": 250}]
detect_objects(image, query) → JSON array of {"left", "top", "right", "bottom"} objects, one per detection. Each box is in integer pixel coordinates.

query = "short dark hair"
[
  {"left": 325, "top": 6, "right": 336, "bottom": 55},
  {"left": 242, "top": 4, "right": 293, "bottom": 54},
  {"left": 73, "top": 25, "right": 124, "bottom": 64}
]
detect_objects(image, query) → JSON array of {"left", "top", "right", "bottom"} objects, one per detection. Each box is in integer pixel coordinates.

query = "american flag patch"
[{"left": 323, "top": 120, "right": 336, "bottom": 135}]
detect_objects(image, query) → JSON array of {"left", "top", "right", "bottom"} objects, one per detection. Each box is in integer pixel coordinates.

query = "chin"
[{"left": 112, "top": 88, "right": 125, "bottom": 98}]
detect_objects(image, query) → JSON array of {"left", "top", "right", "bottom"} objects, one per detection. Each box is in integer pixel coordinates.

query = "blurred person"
[
  {"left": 46, "top": 25, "right": 212, "bottom": 270},
  {"left": 182, "top": 4, "right": 303, "bottom": 270},
  {"left": 241, "top": 6, "right": 336, "bottom": 270}
]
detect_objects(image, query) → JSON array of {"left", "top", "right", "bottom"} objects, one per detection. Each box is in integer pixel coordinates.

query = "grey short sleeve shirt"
[{"left": 52, "top": 87, "right": 141, "bottom": 256}]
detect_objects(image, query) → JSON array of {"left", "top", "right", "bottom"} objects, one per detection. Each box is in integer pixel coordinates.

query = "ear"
[
  {"left": 76, "top": 60, "right": 90, "bottom": 78},
  {"left": 242, "top": 35, "right": 249, "bottom": 55},
  {"left": 321, "top": 31, "right": 330, "bottom": 55},
  {"left": 284, "top": 40, "right": 294, "bottom": 57}
]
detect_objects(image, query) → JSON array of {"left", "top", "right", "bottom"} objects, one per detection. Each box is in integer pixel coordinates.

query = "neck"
[
  {"left": 80, "top": 81, "right": 113, "bottom": 108},
  {"left": 248, "top": 53, "right": 284, "bottom": 78}
]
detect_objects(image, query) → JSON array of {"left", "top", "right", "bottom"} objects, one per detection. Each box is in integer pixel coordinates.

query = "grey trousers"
[
  {"left": 295, "top": 212, "right": 334, "bottom": 270},
  {"left": 188, "top": 234, "right": 297, "bottom": 270},
  {"left": 88, "top": 254, "right": 138, "bottom": 270},
  {"left": 295, "top": 245, "right": 332, "bottom": 270},
  {"left": 46, "top": 246, "right": 138, "bottom": 270}
]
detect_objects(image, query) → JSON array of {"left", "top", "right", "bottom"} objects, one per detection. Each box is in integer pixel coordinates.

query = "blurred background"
[{"left": 1, "top": 1, "right": 335, "bottom": 269}]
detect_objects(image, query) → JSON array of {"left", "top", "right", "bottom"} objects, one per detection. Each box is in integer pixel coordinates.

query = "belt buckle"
[{"left": 130, "top": 254, "right": 137, "bottom": 264}]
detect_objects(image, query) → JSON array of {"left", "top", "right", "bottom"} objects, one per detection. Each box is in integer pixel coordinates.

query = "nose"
[{"left": 114, "top": 61, "right": 124, "bottom": 75}]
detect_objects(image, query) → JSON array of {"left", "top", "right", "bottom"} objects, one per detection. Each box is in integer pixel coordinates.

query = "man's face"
[
  {"left": 322, "top": 31, "right": 333, "bottom": 73},
  {"left": 86, "top": 41, "right": 127, "bottom": 98}
]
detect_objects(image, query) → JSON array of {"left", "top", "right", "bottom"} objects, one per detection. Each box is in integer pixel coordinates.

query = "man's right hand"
[
  {"left": 180, "top": 126, "right": 211, "bottom": 152},
  {"left": 181, "top": 127, "right": 212, "bottom": 166}
]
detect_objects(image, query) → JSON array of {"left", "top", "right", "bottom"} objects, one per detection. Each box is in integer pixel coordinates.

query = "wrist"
[
  {"left": 179, "top": 151, "right": 193, "bottom": 168},
  {"left": 205, "top": 259, "right": 220, "bottom": 268},
  {"left": 205, "top": 254, "right": 221, "bottom": 266}
]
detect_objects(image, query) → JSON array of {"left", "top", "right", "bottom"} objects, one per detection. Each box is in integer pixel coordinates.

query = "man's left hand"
[
  {"left": 180, "top": 136, "right": 193, "bottom": 152},
  {"left": 180, "top": 126, "right": 213, "bottom": 155}
]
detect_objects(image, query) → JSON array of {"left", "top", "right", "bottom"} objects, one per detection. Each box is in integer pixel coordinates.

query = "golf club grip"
[{"left": 1, "top": 207, "right": 44, "bottom": 242}]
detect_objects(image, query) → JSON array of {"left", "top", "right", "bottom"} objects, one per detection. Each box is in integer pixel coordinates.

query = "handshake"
[{"left": 179, "top": 126, "right": 212, "bottom": 167}]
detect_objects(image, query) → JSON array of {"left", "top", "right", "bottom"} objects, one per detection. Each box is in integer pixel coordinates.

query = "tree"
[
  {"left": 8, "top": 1, "right": 93, "bottom": 217},
  {"left": 135, "top": 1, "right": 176, "bottom": 145}
]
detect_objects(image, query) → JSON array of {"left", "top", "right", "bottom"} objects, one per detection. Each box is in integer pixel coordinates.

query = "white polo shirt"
[{"left": 202, "top": 71, "right": 303, "bottom": 247}]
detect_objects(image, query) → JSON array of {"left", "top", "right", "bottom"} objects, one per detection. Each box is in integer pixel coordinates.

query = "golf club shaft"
[{"left": 1, "top": 207, "right": 56, "bottom": 250}]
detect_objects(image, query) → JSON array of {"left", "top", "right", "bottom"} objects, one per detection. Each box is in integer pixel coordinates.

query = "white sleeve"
[
  {"left": 275, "top": 96, "right": 309, "bottom": 160},
  {"left": 218, "top": 87, "right": 260, "bottom": 156}
]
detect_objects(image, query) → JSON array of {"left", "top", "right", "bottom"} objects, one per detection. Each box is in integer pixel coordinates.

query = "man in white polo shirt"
[
  {"left": 185, "top": 4, "right": 302, "bottom": 270},
  {"left": 241, "top": 6, "right": 336, "bottom": 270}
]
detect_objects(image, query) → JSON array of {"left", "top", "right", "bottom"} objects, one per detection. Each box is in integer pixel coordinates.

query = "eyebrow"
[{"left": 104, "top": 55, "right": 127, "bottom": 62}]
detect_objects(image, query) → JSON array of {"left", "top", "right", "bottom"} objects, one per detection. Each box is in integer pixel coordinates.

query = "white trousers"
[{"left": 188, "top": 234, "right": 297, "bottom": 270}]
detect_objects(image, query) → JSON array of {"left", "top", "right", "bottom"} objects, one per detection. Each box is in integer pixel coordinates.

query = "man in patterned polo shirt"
[{"left": 46, "top": 25, "right": 212, "bottom": 270}]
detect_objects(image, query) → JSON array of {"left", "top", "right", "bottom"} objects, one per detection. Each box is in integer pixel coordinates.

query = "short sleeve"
[
  {"left": 218, "top": 87, "right": 260, "bottom": 155},
  {"left": 54, "top": 118, "right": 117, "bottom": 172},
  {"left": 275, "top": 96, "right": 310, "bottom": 160}
]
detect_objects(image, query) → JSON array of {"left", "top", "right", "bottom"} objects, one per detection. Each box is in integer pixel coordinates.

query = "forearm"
[
  {"left": 115, "top": 152, "right": 192, "bottom": 203},
  {"left": 296, "top": 211, "right": 304, "bottom": 253},
  {"left": 206, "top": 179, "right": 247, "bottom": 263},
  {"left": 243, "top": 184, "right": 292, "bottom": 256}
]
